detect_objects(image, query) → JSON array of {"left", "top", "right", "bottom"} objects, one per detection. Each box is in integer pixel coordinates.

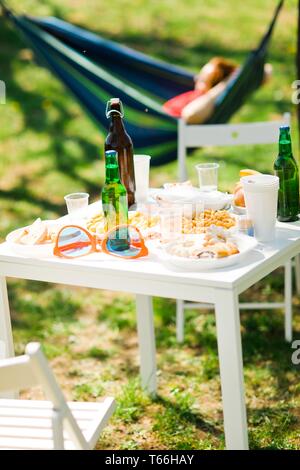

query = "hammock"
[{"left": 1, "top": 0, "right": 284, "bottom": 165}]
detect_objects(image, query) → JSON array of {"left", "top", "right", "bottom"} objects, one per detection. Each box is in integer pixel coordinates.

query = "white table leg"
[
  {"left": 176, "top": 299, "right": 185, "bottom": 343},
  {"left": 294, "top": 255, "right": 300, "bottom": 296},
  {"left": 284, "top": 260, "right": 293, "bottom": 342},
  {"left": 0, "top": 277, "right": 16, "bottom": 399},
  {"left": 135, "top": 295, "right": 157, "bottom": 395},
  {"left": 0, "top": 277, "right": 14, "bottom": 359},
  {"left": 215, "top": 289, "right": 248, "bottom": 450}
]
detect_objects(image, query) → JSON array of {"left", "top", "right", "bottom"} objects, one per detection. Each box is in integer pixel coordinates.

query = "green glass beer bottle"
[
  {"left": 274, "top": 126, "right": 299, "bottom": 222},
  {"left": 102, "top": 150, "right": 129, "bottom": 250}
]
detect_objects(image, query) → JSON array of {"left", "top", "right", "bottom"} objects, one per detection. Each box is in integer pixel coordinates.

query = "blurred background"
[{"left": 0, "top": 0, "right": 299, "bottom": 450}]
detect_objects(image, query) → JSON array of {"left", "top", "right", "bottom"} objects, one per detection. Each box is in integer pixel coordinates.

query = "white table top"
[{"left": 0, "top": 203, "right": 300, "bottom": 297}]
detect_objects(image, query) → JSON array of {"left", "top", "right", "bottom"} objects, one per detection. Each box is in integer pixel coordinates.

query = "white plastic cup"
[
  {"left": 241, "top": 175, "right": 279, "bottom": 242},
  {"left": 64, "top": 192, "right": 89, "bottom": 221},
  {"left": 134, "top": 155, "right": 151, "bottom": 203},
  {"left": 195, "top": 163, "right": 219, "bottom": 192}
]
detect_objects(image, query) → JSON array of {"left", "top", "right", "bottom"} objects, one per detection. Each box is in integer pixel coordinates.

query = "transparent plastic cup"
[
  {"left": 64, "top": 192, "right": 89, "bottom": 222},
  {"left": 195, "top": 163, "right": 219, "bottom": 192},
  {"left": 159, "top": 203, "right": 183, "bottom": 243},
  {"left": 134, "top": 155, "right": 151, "bottom": 204}
]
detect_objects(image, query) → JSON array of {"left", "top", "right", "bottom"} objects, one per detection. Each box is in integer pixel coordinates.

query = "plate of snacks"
[
  {"left": 161, "top": 225, "right": 257, "bottom": 271},
  {"left": 6, "top": 218, "right": 61, "bottom": 256},
  {"left": 87, "top": 210, "right": 160, "bottom": 239}
]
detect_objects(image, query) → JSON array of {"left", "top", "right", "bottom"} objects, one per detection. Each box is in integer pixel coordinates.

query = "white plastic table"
[{"left": 0, "top": 213, "right": 300, "bottom": 450}]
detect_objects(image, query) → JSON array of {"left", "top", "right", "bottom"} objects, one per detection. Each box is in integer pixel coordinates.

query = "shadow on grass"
[
  {"left": 188, "top": 304, "right": 299, "bottom": 392},
  {"left": 248, "top": 405, "right": 299, "bottom": 450},
  {"left": 153, "top": 279, "right": 300, "bottom": 396},
  {"left": 153, "top": 393, "right": 222, "bottom": 439},
  {"left": 8, "top": 280, "right": 80, "bottom": 339}
]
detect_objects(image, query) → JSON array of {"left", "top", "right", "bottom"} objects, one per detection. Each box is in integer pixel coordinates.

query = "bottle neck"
[
  {"left": 279, "top": 130, "right": 293, "bottom": 157},
  {"left": 104, "top": 151, "right": 121, "bottom": 183},
  {"left": 279, "top": 141, "right": 293, "bottom": 157},
  {"left": 109, "top": 113, "right": 126, "bottom": 133},
  {"left": 105, "top": 163, "right": 121, "bottom": 184}
]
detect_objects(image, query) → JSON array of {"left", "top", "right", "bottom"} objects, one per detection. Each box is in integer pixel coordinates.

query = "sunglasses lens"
[
  {"left": 57, "top": 227, "right": 92, "bottom": 257},
  {"left": 106, "top": 226, "right": 142, "bottom": 257}
]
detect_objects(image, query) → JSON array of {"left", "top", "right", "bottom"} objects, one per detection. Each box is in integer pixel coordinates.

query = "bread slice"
[{"left": 18, "top": 218, "right": 48, "bottom": 245}]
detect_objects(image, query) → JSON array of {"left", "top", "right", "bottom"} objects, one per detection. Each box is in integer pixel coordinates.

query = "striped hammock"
[{"left": 2, "top": 0, "right": 284, "bottom": 165}]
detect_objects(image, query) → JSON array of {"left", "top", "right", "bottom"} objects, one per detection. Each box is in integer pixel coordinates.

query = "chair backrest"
[
  {"left": 177, "top": 113, "right": 291, "bottom": 181},
  {"left": 179, "top": 113, "right": 291, "bottom": 148},
  {"left": 0, "top": 343, "right": 89, "bottom": 449}
]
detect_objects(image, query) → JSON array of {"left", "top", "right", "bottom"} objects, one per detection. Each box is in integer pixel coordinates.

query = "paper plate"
[
  {"left": 160, "top": 234, "right": 257, "bottom": 271},
  {"left": 5, "top": 222, "right": 57, "bottom": 257}
]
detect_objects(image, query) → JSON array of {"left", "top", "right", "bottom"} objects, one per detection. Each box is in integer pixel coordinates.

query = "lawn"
[{"left": 0, "top": 0, "right": 300, "bottom": 449}]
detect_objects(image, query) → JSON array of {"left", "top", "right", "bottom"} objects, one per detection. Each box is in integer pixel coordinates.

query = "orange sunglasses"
[{"left": 53, "top": 224, "right": 148, "bottom": 260}]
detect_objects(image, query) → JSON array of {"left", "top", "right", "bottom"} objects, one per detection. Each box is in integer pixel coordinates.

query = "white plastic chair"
[
  {"left": 0, "top": 342, "right": 115, "bottom": 450},
  {"left": 176, "top": 113, "right": 300, "bottom": 343}
]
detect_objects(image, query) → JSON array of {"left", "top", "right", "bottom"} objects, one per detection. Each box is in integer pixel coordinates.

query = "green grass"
[{"left": 0, "top": 0, "right": 300, "bottom": 450}]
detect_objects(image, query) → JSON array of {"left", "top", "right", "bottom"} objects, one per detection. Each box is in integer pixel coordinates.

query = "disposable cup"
[
  {"left": 195, "top": 163, "right": 219, "bottom": 192},
  {"left": 159, "top": 203, "right": 183, "bottom": 243},
  {"left": 134, "top": 155, "right": 151, "bottom": 204},
  {"left": 64, "top": 192, "right": 89, "bottom": 222},
  {"left": 241, "top": 175, "right": 279, "bottom": 242}
]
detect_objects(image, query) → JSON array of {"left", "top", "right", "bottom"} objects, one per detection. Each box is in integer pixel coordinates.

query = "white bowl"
[
  {"left": 154, "top": 187, "right": 233, "bottom": 212},
  {"left": 197, "top": 191, "right": 233, "bottom": 211}
]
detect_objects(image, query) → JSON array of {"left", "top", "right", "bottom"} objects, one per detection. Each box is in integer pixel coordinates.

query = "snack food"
[
  {"left": 182, "top": 209, "right": 236, "bottom": 234},
  {"left": 86, "top": 212, "right": 107, "bottom": 236},
  {"left": 203, "top": 225, "right": 229, "bottom": 244},
  {"left": 233, "top": 169, "right": 261, "bottom": 208},
  {"left": 166, "top": 226, "right": 239, "bottom": 259},
  {"left": 239, "top": 169, "right": 261, "bottom": 178},
  {"left": 87, "top": 211, "right": 160, "bottom": 237},
  {"left": 11, "top": 218, "right": 51, "bottom": 245},
  {"left": 129, "top": 211, "right": 160, "bottom": 231},
  {"left": 87, "top": 208, "right": 235, "bottom": 239},
  {"left": 233, "top": 184, "right": 245, "bottom": 208}
]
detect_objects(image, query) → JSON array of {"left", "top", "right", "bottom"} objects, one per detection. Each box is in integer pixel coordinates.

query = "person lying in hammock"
[{"left": 163, "top": 57, "right": 272, "bottom": 124}]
